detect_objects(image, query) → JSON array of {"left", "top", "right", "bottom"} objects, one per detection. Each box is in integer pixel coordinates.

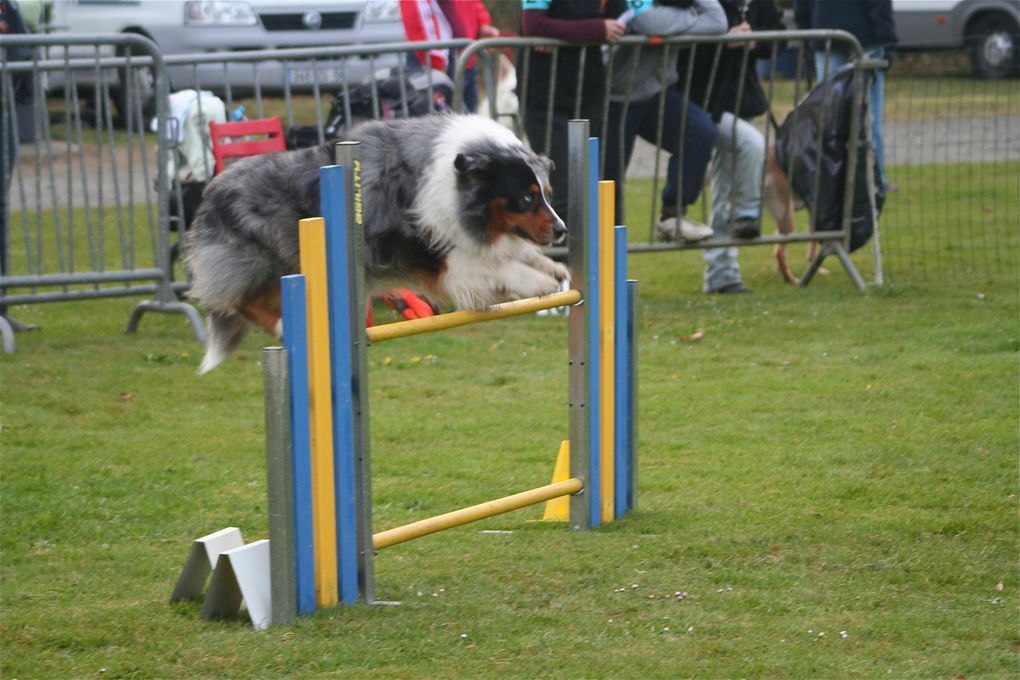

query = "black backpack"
[{"left": 774, "top": 65, "right": 884, "bottom": 252}]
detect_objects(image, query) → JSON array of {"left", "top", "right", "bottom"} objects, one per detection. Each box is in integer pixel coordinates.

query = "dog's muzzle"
[{"left": 552, "top": 215, "right": 567, "bottom": 245}]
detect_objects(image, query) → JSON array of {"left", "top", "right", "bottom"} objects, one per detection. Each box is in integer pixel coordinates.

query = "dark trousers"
[
  {"left": 1, "top": 112, "right": 13, "bottom": 316},
  {"left": 603, "top": 92, "right": 717, "bottom": 224},
  {"left": 524, "top": 101, "right": 604, "bottom": 221},
  {"left": 406, "top": 51, "right": 478, "bottom": 113}
]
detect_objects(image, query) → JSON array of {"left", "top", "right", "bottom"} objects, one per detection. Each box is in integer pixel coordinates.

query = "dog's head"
[{"left": 455, "top": 147, "right": 566, "bottom": 247}]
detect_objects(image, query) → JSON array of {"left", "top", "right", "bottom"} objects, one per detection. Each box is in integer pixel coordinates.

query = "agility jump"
[{"left": 173, "top": 120, "right": 637, "bottom": 629}]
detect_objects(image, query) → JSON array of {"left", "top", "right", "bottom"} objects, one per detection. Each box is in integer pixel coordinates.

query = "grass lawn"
[{"left": 1, "top": 173, "right": 1017, "bottom": 678}]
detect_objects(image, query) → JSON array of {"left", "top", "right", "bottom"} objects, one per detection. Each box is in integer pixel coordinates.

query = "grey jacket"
[{"left": 608, "top": 0, "right": 727, "bottom": 103}]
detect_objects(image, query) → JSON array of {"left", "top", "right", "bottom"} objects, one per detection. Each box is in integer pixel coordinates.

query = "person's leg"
[
  {"left": 814, "top": 47, "right": 849, "bottom": 82},
  {"left": 864, "top": 47, "right": 887, "bottom": 189},
  {"left": 1, "top": 106, "right": 14, "bottom": 319},
  {"left": 709, "top": 112, "right": 764, "bottom": 232},
  {"left": 450, "top": 56, "right": 479, "bottom": 113},
  {"left": 463, "top": 66, "right": 479, "bottom": 113},
  {"left": 646, "top": 96, "right": 715, "bottom": 210},
  {"left": 703, "top": 113, "right": 764, "bottom": 292},
  {"left": 602, "top": 101, "right": 628, "bottom": 224},
  {"left": 632, "top": 93, "right": 713, "bottom": 240}
]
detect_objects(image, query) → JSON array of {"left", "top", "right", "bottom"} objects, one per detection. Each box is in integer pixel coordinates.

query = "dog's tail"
[{"left": 199, "top": 312, "right": 250, "bottom": 374}]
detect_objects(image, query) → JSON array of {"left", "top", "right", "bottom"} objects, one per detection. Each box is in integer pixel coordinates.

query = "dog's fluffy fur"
[{"left": 186, "top": 114, "right": 568, "bottom": 373}]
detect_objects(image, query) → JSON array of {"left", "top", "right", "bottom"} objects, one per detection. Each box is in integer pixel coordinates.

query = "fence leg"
[
  {"left": 830, "top": 243, "right": 868, "bottom": 291},
  {"left": 799, "top": 242, "right": 867, "bottom": 292},
  {"left": 0, "top": 316, "right": 14, "bottom": 354},
  {"left": 126, "top": 280, "right": 207, "bottom": 342}
]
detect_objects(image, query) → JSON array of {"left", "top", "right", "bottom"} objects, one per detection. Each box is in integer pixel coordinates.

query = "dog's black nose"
[{"left": 552, "top": 216, "right": 567, "bottom": 245}]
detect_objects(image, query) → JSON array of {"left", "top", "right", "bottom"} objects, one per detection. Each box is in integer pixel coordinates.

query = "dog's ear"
[{"left": 455, "top": 153, "right": 491, "bottom": 182}]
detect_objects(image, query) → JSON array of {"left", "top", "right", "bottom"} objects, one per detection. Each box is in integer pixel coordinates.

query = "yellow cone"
[{"left": 542, "top": 440, "right": 571, "bottom": 521}]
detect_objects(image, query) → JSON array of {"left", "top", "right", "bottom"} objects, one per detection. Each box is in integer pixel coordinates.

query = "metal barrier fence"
[
  {"left": 457, "top": 30, "right": 879, "bottom": 292},
  {"left": 3, "top": 31, "right": 1015, "bottom": 351},
  {"left": 1, "top": 33, "right": 203, "bottom": 353},
  {"left": 457, "top": 33, "right": 1018, "bottom": 285},
  {"left": 880, "top": 51, "right": 1019, "bottom": 282},
  {"left": 1, "top": 35, "right": 473, "bottom": 353}
]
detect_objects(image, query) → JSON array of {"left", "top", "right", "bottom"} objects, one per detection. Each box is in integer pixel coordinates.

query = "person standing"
[
  {"left": 1, "top": 0, "right": 39, "bottom": 330},
  {"left": 521, "top": 0, "right": 628, "bottom": 218},
  {"left": 400, "top": 0, "right": 501, "bottom": 113},
  {"left": 794, "top": 0, "right": 898, "bottom": 191},
  {"left": 443, "top": 0, "right": 501, "bottom": 113},
  {"left": 603, "top": 0, "right": 726, "bottom": 241},
  {"left": 676, "top": 0, "right": 784, "bottom": 294}
]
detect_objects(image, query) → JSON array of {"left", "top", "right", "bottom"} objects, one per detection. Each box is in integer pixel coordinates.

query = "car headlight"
[
  {"left": 363, "top": 0, "right": 400, "bottom": 22},
  {"left": 185, "top": 1, "right": 257, "bottom": 26}
]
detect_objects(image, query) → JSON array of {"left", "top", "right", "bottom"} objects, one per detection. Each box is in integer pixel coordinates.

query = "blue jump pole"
[
  {"left": 319, "top": 164, "right": 360, "bottom": 605},
  {"left": 613, "top": 225, "right": 631, "bottom": 518}
]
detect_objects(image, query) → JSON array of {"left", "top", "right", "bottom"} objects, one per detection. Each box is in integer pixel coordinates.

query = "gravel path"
[{"left": 625, "top": 114, "right": 1020, "bottom": 178}]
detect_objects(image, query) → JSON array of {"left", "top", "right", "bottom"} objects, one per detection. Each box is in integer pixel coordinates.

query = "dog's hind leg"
[
  {"left": 200, "top": 312, "right": 250, "bottom": 374},
  {"left": 242, "top": 289, "right": 284, "bottom": 338},
  {"left": 763, "top": 143, "right": 799, "bottom": 285}
]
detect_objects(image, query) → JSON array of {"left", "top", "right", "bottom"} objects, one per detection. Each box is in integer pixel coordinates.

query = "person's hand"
[
  {"left": 478, "top": 24, "right": 500, "bottom": 39},
  {"left": 726, "top": 21, "right": 755, "bottom": 50},
  {"left": 604, "top": 19, "right": 626, "bottom": 43}
]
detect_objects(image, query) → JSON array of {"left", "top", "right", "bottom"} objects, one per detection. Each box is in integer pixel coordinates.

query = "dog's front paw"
[
  {"left": 548, "top": 259, "right": 570, "bottom": 283},
  {"left": 531, "top": 254, "right": 570, "bottom": 283},
  {"left": 505, "top": 272, "right": 560, "bottom": 301}
]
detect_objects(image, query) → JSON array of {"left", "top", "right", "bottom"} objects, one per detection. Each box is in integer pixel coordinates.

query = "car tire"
[
  {"left": 114, "top": 41, "right": 157, "bottom": 127},
  {"left": 968, "top": 12, "right": 1020, "bottom": 79}
]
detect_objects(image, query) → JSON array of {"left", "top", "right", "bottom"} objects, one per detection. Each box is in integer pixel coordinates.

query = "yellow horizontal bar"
[
  {"left": 372, "top": 477, "right": 584, "bottom": 550},
  {"left": 366, "top": 289, "right": 582, "bottom": 343}
]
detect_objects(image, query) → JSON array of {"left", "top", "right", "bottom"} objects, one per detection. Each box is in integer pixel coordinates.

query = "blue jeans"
[
  {"left": 703, "top": 113, "right": 765, "bottom": 292},
  {"left": 603, "top": 93, "right": 716, "bottom": 224},
  {"left": 815, "top": 47, "right": 887, "bottom": 189}
]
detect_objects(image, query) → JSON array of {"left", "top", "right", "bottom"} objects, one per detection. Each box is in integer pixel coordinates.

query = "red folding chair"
[{"left": 208, "top": 116, "right": 286, "bottom": 174}]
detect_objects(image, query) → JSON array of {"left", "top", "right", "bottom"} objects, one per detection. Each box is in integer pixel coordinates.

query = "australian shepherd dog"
[{"left": 186, "top": 114, "right": 569, "bottom": 373}]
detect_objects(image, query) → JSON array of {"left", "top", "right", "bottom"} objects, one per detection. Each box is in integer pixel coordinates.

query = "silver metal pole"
[
  {"left": 263, "top": 346, "right": 296, "bottom": 626},
  {"left": 567, "top": 119, "right": 591, "bottom": 531}
]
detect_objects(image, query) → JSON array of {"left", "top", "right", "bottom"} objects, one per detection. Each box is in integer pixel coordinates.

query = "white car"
[
  {"left": 45, "top": 0, "right": 407, "bottom": 118},
  {"left": 893, "top": 0, "right": 1020, "bottom": 78}
]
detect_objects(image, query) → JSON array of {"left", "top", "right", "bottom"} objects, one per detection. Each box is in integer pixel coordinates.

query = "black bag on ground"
[
  {"left": 286, "top": 68, "right": 454, "bottom": 149},
  {"left": 774, "top": 64, "right": 884, "bottom": 252}
]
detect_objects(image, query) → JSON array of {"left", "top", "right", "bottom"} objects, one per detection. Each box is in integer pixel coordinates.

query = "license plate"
[{"left": 287, "top": 64, "right": 348, "bottom": 86}]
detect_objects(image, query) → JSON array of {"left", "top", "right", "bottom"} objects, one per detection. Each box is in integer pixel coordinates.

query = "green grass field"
[{"left": 2, "top": 170, "right": 1017, "bottom": 678}]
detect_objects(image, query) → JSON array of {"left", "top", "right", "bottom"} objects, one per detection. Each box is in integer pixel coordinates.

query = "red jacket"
[{"left": 400, "top": 0, "right": 492, "bottom": 70}]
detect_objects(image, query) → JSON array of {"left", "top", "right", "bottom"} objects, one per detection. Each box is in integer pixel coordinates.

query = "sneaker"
[
  {"left": 679, "top": 217, "right": 713, "bottom": 242},
  {"left": 731, "top": 217, "right": 761, "bottom": 240},
  {"left": 656, "top": 215, "right": 679, "bottom": 242},
  {"left": 709, "top": 282, "right": 752, "bottom": 294}
]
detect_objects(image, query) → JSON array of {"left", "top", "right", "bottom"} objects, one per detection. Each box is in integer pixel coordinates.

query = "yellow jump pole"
[
  {"left": 298, "top": 218, "right": 339, "bottom": 608},
  {"left": 366, "top": 289, "right": 582, "bottom": 343},
  {"left": 372, "top": 478, "right": 584, "bottom": 550},
  {"left": 598, "top": 181, "right": 615, "bottom": 523}
]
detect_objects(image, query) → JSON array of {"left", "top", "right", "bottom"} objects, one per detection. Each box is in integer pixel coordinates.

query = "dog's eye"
[{"left": 520, "top": 194, "right": 535, "bottom": 207}]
